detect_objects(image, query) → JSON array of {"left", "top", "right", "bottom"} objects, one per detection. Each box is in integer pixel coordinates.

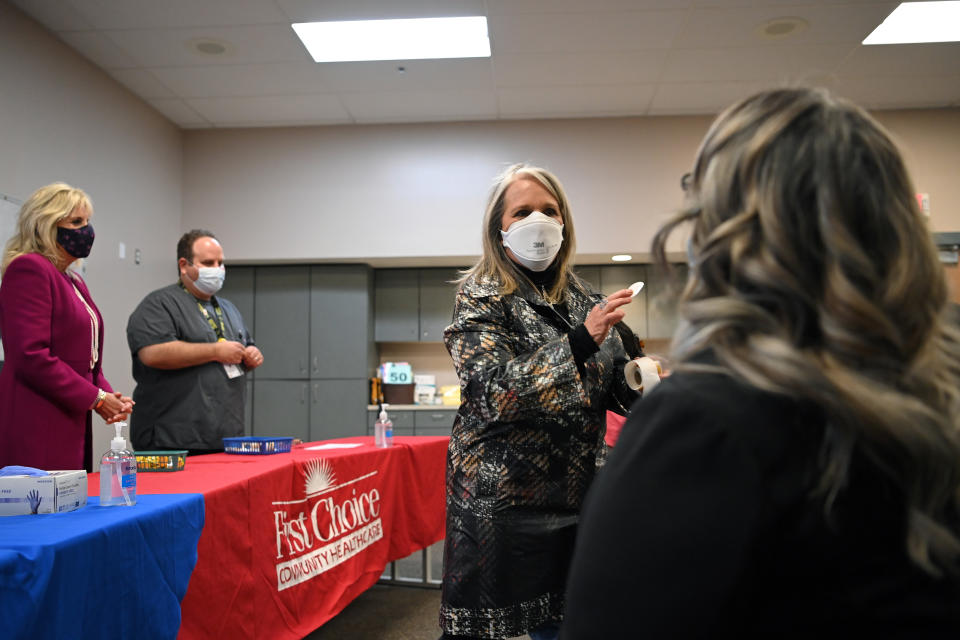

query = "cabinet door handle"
[
  {"left": 312, "top": 384, "right": 320, "bottom": 403},
  {"left": 300, "top": 385, "right": 307, "bottom": 404},
  {"left": 312, "top": 356, "right": 319, "bottom": 373},
  {"left": 299, "top": 358, "right": 307, "bottom": 374},
  {"left": 431, "top": 413, "right": 446, "bottom": 420}
]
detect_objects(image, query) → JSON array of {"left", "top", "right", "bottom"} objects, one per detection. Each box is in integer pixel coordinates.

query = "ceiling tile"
[
  {"left": 831, "top": 74, "right": 960, "bottom": 110},
  {"left": 675, "top": 3, "right": 897, "bottom": 48},
  {"left": 341, "top": 90, "right": 498, "bottom": 122},
  {"left": 57, "top": 30, "right": 139, "bottom": 69},
  {"left": 648, "top": 81, "right": 770, "bottom": 114},
  {"left": 103, "top": 24, "right": 309, "bottom": 68},
  {"left": 838, "top": 43, "right": 960, "bottom": 77},
  {"left": 487, "top": 0, "right": 691, "bottom": 13},
  {"left": 186, "top": 94, "right": 351, "bottom": 126},
  {"left": 489, "top": 10, "right": 687, "bottom": 53},
  {"left": 494, "top": 50, "right": 669, "bottom": 87},
  {"left": 146, "top": 98, "right": 208, "bottom": 126},
  {"left": 152, "top": 63, "right": 330, "bottom": 98},
  {"left": 498, "top": 84, "right": 657, "bottom": 118},
  {"left": 10, "top": 0, "right": 93, "bottom": 30},
  {"left": 63, "top": 0, "right": 287, "bottom": 29},
  {"left": 317, "top": 58, "right": 495, "bottom": 92},
  {"left": 275, "top": 0, "right": 486, "bottom": 22},
  {"left": 662, "top": 44, "right": 854, "bottom": 83},
  {"left": 109, "top": 69, "right": 177, "bottom": 99}
]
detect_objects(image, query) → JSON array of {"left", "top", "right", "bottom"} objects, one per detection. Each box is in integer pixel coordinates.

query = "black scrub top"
[{"left": 126, "top": 282, "right": 252, "bottom": 451}]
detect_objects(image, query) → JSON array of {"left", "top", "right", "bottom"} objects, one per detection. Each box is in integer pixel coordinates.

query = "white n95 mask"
[
  {"left": 501, "top": 211, "right": 564, "bottom": 272},
  {"left": 194, "top": 266, "right": 225, "bottom": 295}
]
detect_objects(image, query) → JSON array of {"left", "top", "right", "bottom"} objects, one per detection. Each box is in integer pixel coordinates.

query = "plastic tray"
[
  {"left": 135, "top": 450, "right": 187, "bottom": 472},
  {"left": 222, "top": 436, "right": 293, "bottom": 455}
]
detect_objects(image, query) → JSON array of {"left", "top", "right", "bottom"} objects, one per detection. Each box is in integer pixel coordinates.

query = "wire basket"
[
  {"left": 135, "top": 450, "right": 188, "bottom": 472},
  {"left": 222, "top": 436, "right": 294, "bottom": 455}
]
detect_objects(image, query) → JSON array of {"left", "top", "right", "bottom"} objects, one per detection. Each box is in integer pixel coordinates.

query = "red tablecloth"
[{"left": 88, "top": 436, "right": 448, "bottom": 640}]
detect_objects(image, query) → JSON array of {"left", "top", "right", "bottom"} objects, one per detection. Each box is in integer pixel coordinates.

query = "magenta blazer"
[{"left": 0, "top": 253, "right": 113, "bottom": 471}]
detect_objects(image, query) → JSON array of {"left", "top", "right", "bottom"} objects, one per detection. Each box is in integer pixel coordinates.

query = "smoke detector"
[
  {"left": 187, "top": 38, "right": 232, "bottom": 56},
  {"left": 755, "top": 17, "right": 808, "bottom": 40}
]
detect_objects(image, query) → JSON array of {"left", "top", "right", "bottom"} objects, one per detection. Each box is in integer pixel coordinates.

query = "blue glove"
[{"left": 0, "top": 465, "right": 50, "bottom": 477}]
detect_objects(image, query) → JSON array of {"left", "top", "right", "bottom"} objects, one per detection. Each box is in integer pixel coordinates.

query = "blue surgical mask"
[{"left": 192, "top": 265, "right": 225, "bottom": 295}]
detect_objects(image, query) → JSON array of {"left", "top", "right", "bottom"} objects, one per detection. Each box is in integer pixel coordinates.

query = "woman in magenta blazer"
[{"left": 0, "top": 183, "right": 133, "bottom": 472}]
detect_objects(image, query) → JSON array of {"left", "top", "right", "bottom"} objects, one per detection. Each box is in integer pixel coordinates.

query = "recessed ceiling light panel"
[
  {"left": 292, "top": 16, "right": 491, "bottom": 63},
  {"left": 611, "top": 254, "right": 633, "bottom": 262},
  {"left": 864, "top": 1, "right": 960, "bottom": 45}
]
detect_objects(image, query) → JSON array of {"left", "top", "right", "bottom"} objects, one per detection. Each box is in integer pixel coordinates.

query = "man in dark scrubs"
[{"left": 126, "top": 229, "right": 263, "bottom": 455}]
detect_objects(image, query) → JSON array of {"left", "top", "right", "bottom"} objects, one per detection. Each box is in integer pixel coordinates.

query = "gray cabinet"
[
  {"left": 365, "top": 409, "right": 455, "bottom": 436},
  {"left": 574, "top": 265, "right": 648, "bottom": 338},
  {"left": 366, "top": 410, "right": 415, "bottom": 436},
  {"left": 311, "top": 379, "right": 370, "bottom": 440},
  {"left": 375, "top": 268, "right": 461, "bottom": 342},
  {"left": 219, "top": 265, "right": 255, "bottom": 338},
  {"left": 248, "top": 265, "right": 374, "bottom": 440},
  {"left": 253, "top": 380, "right": 310, "bottom": 442},
  {"left": 311, "top": 266, "right": 375, "bottom": 379},
  {"left": 419, "top": 269, "right": 459, "bottom": 341},
  {"left": 374, "top": 269, "right": 419, "bottom": 341},
  {"left": 254, "top": 267, "right": 310, "bottom": 379},
  {"left": 218, "top": 266, "right": 257, "bottom": 433},
  {"left": 646, "top": 264, "right": 688, "bottom": 339},
  {"left": 414, "top": 409, "right": 457, "bottom": 436}
]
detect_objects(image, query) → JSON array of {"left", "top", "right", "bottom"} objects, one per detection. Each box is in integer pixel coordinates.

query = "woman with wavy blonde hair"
[
  {"left": 0, "top": 183, "right": 133, "bottom": 472},
  {"left": 564, "top": 88, "right": 960, "bottom": 637}
]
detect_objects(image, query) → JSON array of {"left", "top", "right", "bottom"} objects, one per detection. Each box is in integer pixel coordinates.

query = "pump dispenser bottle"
[
  {"left": 375, "top": 404, "right": 393, "bottom": 448},
  {"left": 99, "top": 422, "right": 137, "bottom": 506}
]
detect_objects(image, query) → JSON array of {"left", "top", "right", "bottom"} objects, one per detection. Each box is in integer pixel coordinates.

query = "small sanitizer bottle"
[
  {"left": 375, "top": 404, "right": 393, "bottom": 448},
  {"left": 99, "top": 422, "right": 137, "bottom": 506}
]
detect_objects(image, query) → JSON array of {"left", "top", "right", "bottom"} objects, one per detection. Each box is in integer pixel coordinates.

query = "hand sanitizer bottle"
[
  {"left": 375, "top": 404, "right": 393, "bottom": 448},
  {"left": 99, "top": 422, "right": 137, "bottom": 506}
]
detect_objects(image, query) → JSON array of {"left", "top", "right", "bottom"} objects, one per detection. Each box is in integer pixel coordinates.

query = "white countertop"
[{"left": 367, "top": 404, "right": 458, "bottom": 411}]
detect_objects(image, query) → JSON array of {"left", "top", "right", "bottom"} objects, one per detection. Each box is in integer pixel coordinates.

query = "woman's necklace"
[{"left": 68, "top": 274, "right": 99, "bottom": 370}]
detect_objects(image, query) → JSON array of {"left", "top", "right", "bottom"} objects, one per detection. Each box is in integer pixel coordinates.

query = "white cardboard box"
[{"left": 0, "top": 470, "right": 88, "bottom": 516}]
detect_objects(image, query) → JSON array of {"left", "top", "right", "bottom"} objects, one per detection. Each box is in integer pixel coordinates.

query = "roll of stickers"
[{"left": 624, "top": 356, "right": 662, "bottom": 392}]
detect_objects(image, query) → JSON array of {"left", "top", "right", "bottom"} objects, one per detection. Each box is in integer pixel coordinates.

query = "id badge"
[{"left": 223, "top": 363, "right": 245, "bottom": 379}]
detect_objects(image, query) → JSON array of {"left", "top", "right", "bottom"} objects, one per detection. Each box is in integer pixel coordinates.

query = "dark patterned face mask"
[{"left": 57, "top": 224, "right": 95, "bottom": 258}]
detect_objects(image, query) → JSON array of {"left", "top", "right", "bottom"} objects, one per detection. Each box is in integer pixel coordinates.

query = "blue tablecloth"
[{"left": 0, "top": 493, "right": 204, "bottom": 640}]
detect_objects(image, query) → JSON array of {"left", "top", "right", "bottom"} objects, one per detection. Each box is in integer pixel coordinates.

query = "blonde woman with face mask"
[
  {"left": 439, "top": 163, "right": 646, "bottom": 640},
  {"left": 0, "top": 183, "right": 133, "bottom": 472}
]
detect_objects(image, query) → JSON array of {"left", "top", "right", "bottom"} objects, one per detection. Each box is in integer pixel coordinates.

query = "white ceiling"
[{"left": 12, "top": 0, "right": 960, "bottom": 129}]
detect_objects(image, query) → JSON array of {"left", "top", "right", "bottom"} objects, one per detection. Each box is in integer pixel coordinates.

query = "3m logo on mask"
[
  {"left": 500, "top": 211, "right": 564, "bottom": 272},
  {"left": 271, "top": 459, "right": 383, "bottom": 591}
]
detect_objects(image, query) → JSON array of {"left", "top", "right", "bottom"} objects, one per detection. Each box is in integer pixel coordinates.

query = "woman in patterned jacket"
[{"left": 439, "top": 163, "right": 641, "bottom": 640}]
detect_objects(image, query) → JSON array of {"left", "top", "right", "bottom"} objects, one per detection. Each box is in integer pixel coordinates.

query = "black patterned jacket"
[{"left": 439, "top": 270, "right": 637, "bottom": 638}]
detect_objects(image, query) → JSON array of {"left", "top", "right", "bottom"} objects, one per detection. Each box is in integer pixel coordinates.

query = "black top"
[
  {"left": 126, "top": 283, "right": 253, "bottom": 451},
  {"left": 563, "top": 365, "right": 960, "bottom": 638}
]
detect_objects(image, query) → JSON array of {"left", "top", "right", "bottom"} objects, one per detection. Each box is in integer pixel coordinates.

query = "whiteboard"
[
  {"left": 0, "top": 194, "right": 17, "bottom": 250},
  {"left": 0, "top": 193, "right": 20, "bottom": 362}
]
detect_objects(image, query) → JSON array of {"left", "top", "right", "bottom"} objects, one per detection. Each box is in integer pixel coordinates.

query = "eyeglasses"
[{"left": 681, "top": 173, "right": 692, "bottom": 192}]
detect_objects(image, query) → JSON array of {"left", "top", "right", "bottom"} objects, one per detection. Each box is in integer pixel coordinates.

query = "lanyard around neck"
[{"left": 180, "top": 281, "right": 227, "bottom": 341}]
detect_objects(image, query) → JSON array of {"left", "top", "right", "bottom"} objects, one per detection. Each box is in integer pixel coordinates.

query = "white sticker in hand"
[{"left": 629, "top": 281, "right": 644, "bottom": 297}]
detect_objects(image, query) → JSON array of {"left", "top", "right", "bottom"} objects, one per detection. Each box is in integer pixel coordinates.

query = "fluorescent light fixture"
[
  {"left": 292, "top": 16, "right": 491, "bottom": 62},
  {"left": 863, "top": 1, "right": 960, "bottom": 45},
  {"left": 611, "top": 254, "right": 633, "bottom": 262}
]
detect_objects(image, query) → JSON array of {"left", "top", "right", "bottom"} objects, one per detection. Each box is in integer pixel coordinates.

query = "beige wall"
[
  {"left": 0, "top": 2, "right": 183, "bottom": 463},
  {"left": 182, "top": 108, "right": 960, "bottom": 266}
]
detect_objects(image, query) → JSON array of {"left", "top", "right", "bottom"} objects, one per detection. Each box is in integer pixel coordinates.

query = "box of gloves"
[{"left": 0, "top": 469, "right": 87, "bottom": 516}]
